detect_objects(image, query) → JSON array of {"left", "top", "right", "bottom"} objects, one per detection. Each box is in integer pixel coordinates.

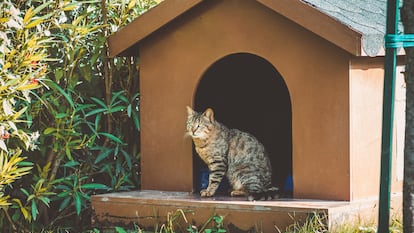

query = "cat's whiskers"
[{"left": 184, "top": 131, "right": 193, "bottom": 138}]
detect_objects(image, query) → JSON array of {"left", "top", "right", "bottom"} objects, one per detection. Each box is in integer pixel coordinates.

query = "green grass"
[
  {"left": 90, "top": 210, "right": 403, "bottom": 233},
  {"left": 281, "top": 213, "right": 402, "bottom": 233}
]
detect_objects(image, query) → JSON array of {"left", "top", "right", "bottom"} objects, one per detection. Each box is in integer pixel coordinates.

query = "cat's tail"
[{"left": 247, "top": 187, "right": 279, "bottom": 201}]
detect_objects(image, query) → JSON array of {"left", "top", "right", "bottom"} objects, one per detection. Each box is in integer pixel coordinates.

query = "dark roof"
[
  {"left": 108, "top": 0, "right": 397, "bottom": 57},
  {"left": 302, "top": 0, "right": 387, "bottom": 56}
]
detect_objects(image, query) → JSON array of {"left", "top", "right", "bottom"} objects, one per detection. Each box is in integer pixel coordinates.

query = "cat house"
[
  {"left": 104, "top": 0, "right": 402, "bottom": 200},
  {"left": 106, "top": 0, "right": 405, "bottom": 202}
]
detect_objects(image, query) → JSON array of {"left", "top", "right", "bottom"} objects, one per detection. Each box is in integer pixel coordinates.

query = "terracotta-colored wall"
[
  {"left": 139, "top": 0, "right": 351, "bottom": 200},
  {"left": 393, "top": 64, "right": 405, "bottom": 193},
  {"left": 350, "top": 58, "right": 404, "bottom": 200}
]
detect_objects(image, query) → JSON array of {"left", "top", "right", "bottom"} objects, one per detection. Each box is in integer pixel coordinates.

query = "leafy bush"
[{"left": 0, "top": 0, "right": 156, "bottom": 231}]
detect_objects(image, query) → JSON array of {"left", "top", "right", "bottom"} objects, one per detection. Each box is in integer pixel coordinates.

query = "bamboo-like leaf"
[
  {"left": 65, "top": 146, "right": 73, "bottom": 160},
  {"left": 0, "top": 194, "right": 11, "bottom": 206},
  {"left": 25, "top": 10, "right": 54, "bottom": 28},
  {"left": 110, "top": 91, "right": 126, "bottom": 106},
  {"left": 0, "top": 17, "right": 9, "bottom": 24},
  {"left": 15, "top": 83, "right": 40, "bottom": 91},
  {"left": 33, "top": 178, "right": 45, "bottom": 191},
  {"left": 115, "top": 227, "right": 128, "bottom": 233},
  {"left": 81, "top": 183, "right": 108, "bottom": 190},
  {"left": 43, "top": 127, "right": 56, "bottom": 135},
  {"left": 26, "top": 54, "right": 45, "bottom": 62},
  {"left": 94, "top": 148, "right": 114, "bottom": 164},
  {"left": 43, "top": 80, "right": 74, "bottom": 108},
  {"left": 0, "top": 140, "right": 7, "bottom": 153},
  {"left": 99, "top": 132, "right": 123, "bottom": 144},
  {"left": 0, "top": 151, "right": 32, "bottom": 187},
  {"left": 127, "top": 0, "right": 137, "bottom": 10},
  {"left": 95, "top": 114, "right": 101, "bottom": 131},
  {"left": 55, "top": 113, "right": 68, "bottom": 119},
  {"left": 18, "top": 161, "right": 34, "bottom": 166},
  {"left": 31, "top": 2, "right": 52, "bottom": 18},
  {"left": 58, "top": 196, "right": 71, "bottom": 211},
  {"left": 4, "top": 75, "right": 19, "bottom": 86},
  {"left": 31, "top": 200, "right": 38, "bottom": 221},
  {"left": 132, "top": 111, "right": 140, "bottom": 131},
  {"left": 27, "top": 194, "right": 36, "bottom": 202},
  {"left": 0, "top": 152, "right": 10, "bottom": 172},
  {"left": 91, "top": 97, "right": 107, "bottom": 109},
  {"left": 0, "top": 85, "right": 8, "bottom": 92},
  {"left": 56, "top": 191, "right": 70, "bottom": 198},
  {"left": 75, "top": 103, "right": 95, "bottom": 112},
  {"left": 57, "top": 23, "right": 75, "bottom": 29},
  {"left": 117, "top": 95, "right": 129, "bottom": 104},
  {"left": 20, "top": 188, "right": 29, "bottom": 197},
  {"left": 121, "top": 149, "right": 132, "bottom": 169},
  {"left": 8, "top": 121, "right": 17, "bottom": 131},
  {"left": 26, "top": 37, "right": 37, "bottom": 48},
  {"left": 25, "top": 18, "right": 43, "bottom": 29},
  {"left": 23, "top": 7, "right": 34, "bottom": 24},
  {"left": 39, "top": 196, "right": 51, "bottom": 207},
  {"left": 77, "top": 192, "right": 89, "bottom": 202},
  {"left": 85, "top": 108, "right": 106, "bottom": 117},
  {"left": 3, "top": 100, "right": 13, "bottom": 116},
  {"left": 20, "top": 205, "right": 30, "bottom": 221},
  {"left": 127, "top": 104, "right": 132, "bottom": 117},
  {"left": 55, "top": 68, "right": 64, "bottom": 82},
  {"left": 72, "top": 14, "right": 86, "bottom": 26},
  {"left": 3, "top": 62, "right": 11, "bottom": 70},
  {"left": 108, "top": 105, "right": 124, "bottom": 113},
  {"left": 74, "top": 192, "right": 81, "bottom": 215},
  {"left": 62, "top": 3, "right": 79, "bottom": 11},
  {"left": 13, "top": 166, "right": 33, "bottom": 174},
  {"left": 115, "top": 159, "right": 121, "bottom": 176},
  {"left": 63, "top": 160, "right": 80, "bottom": 168},
  {"left": 12, "top": 198, "right": 23, "bottom": 208},
  {"left": 12, "top": 106, "right": 28, "bottom": 120}
]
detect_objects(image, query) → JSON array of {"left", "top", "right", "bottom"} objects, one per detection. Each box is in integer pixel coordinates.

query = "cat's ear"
[
  {"left": 203, "top": 108, "right": 215, "bottom": 123},
  {"left": 186, "top": 106, "right": 195, "bottom": 116}
]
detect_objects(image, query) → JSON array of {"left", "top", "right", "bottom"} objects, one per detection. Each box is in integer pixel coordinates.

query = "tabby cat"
[{"left": 186, "top": 106, "right": 278, "bottom": 201}]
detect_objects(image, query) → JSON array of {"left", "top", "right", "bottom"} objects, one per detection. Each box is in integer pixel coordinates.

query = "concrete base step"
[{"left": 91, "top": 190, "right": 401, "bottom": 232}]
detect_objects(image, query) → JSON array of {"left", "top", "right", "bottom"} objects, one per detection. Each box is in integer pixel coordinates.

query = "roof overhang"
[
  {"left": 108, "top": 0, "right": 380, "bottom": 57},
  {"left": 108, "top": 0, "right": 202, "bottom": 57}
]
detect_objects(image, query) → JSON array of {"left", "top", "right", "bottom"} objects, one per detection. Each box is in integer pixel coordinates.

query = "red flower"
[
  {"left": 1, "top": 133, "right": 10, "bottom": 139},
  {"left": 31, "top": 61, "right": 38, "bottom": 68},
  {"left": 30, "top": 78, "right": 39, "bottom": 84}
]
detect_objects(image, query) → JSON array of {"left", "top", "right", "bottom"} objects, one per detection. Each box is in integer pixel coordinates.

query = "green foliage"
[
  {"left": 189, "top": 214, "right": 226, "bottom": 233},
  {"left": 278, "top": 213, "right": 403, "bottom": 233},
  {"left": 0, "top": 0, "right": 156, "bottom": 231},
  {"left": 280, "top": 213, "right": 329, "bottom": 233},
  {"left": 89, "top": 210, "right": 403, "bottom": 233},
  {"left": 92, "top": 210, "right": 227, "bottom": 233}
]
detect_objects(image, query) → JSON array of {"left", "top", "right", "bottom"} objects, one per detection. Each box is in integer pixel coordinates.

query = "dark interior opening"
[{"left": 193, "top": 53, "right": 292, "bottom": 196}]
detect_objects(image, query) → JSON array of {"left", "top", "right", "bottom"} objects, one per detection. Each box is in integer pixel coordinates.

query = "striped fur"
[{"left": 186, "top": 107, "right": 278, "bottom": 201}]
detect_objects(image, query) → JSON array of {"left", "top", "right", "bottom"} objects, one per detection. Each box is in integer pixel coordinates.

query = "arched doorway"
[{"left": 193, "top": 53, "right": 292, "bottom": 196}]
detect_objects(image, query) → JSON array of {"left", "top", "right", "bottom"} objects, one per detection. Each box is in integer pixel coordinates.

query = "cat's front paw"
[
  {"left": 200, "top": 189, "right": 214, "bottom": 197},
  {"left": 230, "top": 190, "right": 246, "bottom": 197}
]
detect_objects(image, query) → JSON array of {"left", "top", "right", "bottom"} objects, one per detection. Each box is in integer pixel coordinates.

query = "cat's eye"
[{"left": 192, "top": 124, "right": 200, "bottom": 133}]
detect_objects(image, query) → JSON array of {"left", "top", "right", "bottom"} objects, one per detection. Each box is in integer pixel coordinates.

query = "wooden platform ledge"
[{"left": 91, "top": 190, "right": 402, "bottom": 232}]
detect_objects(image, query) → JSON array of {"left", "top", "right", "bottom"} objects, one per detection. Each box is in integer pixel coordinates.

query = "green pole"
[{"left": 378, "top": 0, "right": 399, "bottom": 232}]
